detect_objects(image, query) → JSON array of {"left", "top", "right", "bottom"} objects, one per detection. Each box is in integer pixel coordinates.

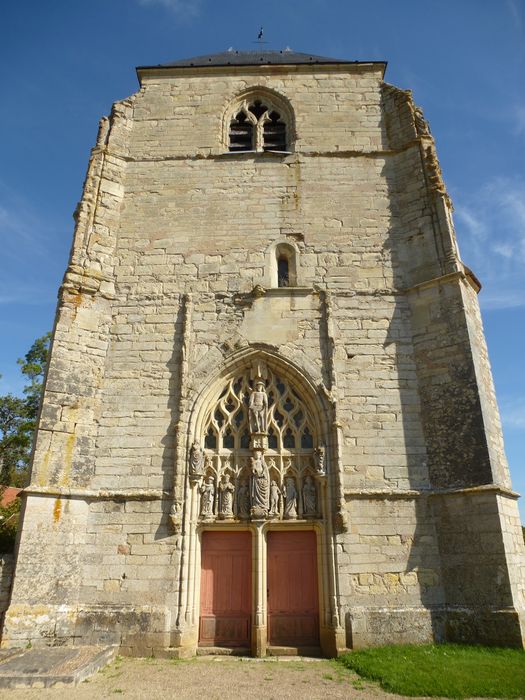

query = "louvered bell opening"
[
  {"left": 263, "top": 111, "right": 287, "bottom": 151},
  {"left": 229, "top": 112, "right": 253, "bottom": 151}
]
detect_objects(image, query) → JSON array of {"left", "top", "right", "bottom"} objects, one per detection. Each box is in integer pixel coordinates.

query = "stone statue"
[
  {"left": 269, "top": 480, "right": 281, "bottom": 516},
  {"left": 251, "top": 453, "right": 269, "bottom": 515},
  {"left": 169, "top": 500, "right": 183, "bottom": 532},
  {"left": 199, "top": 476, "right": 215, "bottom": 517},
  {"left": 218, "top": 473, "right": 234, "bottom": 518},
  {"left": 314, "top": 446, "right": 326, "bottom": 476},
  {"left": 249, "top": 381, "right": 268, "bottom": 433},
  {"left": 284, "top": 477, "right": 298, "bottom": 519},
  {"left": 189, "top": 441, "right": 204, "bottom": 479},
  {"left": 302, "top": 476, "right": 317, "bottom": 516},
  {"left": 237, "top": 479, "right": 250, "bottom": 519}
]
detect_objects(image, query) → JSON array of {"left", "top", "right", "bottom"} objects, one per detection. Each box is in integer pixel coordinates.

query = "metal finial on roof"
[{"left": 253, "top": 26, "right": 268, "bottom": 45}]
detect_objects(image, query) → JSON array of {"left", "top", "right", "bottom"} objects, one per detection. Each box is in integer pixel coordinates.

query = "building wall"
[{"left": 3, "top": 63, "right": 524, "bottom": 654}]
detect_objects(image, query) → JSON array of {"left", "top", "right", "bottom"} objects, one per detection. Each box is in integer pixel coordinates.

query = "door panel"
[
  {"left": 267, "top": 530, "right": 319, "bottom": 646},
  {"left": 199, "top": 531, "right": 252, "bottom": 647}
]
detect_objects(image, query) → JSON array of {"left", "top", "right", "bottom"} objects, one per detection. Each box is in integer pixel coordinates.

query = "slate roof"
[{"left": 137, "top": 49, "right": 384, "bottom": 70}]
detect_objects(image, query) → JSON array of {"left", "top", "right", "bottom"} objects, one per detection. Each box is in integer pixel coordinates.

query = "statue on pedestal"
[
  {"left": 314, "top": 446, "right": 326, "bottom": 476},
  {"left": 284, "top": 477, "right": 298, "bottom": 519},
  {"left": 237, "top": 479, "right": 250, "bottom": 519},
  {"left": 199, "top": 476, "right": 215, "bottom": 518},
  {"left": 269, "top": 480, "right": 281, "bottom": 517},
  {"left": 303, "top": 476, "right": 317, "bottom": 517},
  {"left": 218, "top": 474, "right": 235, "bottom": 519},
  {"left": 189, "top": 441, "right": 204, "bottom": 480},
  {"left": 249, "top": 381, "right": 268, "bottom": 434},
  {"left": 251, "top": 453, "right": 269, "bottom": 517}
]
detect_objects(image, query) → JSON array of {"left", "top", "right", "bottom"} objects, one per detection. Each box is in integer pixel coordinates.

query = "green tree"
[
  {"left": 0, "top": 332, "right": 51, "bottom": 487},
  {"left": 0, "top": 394, "right": 32, "bottom": 485},
  {"left": 17, "top": 332, "right": 52, "bottom": 418},
  {"left": 0, "top": 487, "right": 22, "bottom": 552}
]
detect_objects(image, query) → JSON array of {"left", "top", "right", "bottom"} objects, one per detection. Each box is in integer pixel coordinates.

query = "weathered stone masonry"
[{"left": 2, "top": 51, "right": 524, "bottom": 656}]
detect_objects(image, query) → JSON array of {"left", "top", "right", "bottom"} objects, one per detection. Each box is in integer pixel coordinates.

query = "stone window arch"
[{"left": 225, "top": 89, "right": 294, "bottom": 153}]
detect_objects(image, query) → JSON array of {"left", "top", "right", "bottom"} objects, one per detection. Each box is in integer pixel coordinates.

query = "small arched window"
[
  {"left": 226, "top": 93, "right": 292, "bottom": 153},
  {"left": 272, "top": 243, "right": 297, "bottom": 288}
]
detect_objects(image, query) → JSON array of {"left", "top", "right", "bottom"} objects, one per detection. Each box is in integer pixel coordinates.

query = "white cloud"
[
  {"left": 500, "top": 397, "right": 525, "bottom": 430},
  {"left": 454, "top": 176, "right": 525, "bottom": 310},
  {"left": 136, "top": 0, "right": 202, "bottom": 18}
]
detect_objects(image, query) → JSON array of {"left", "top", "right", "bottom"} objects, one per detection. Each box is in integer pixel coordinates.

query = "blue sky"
[{"left": 1, "top": 0, "right": 524, "bottom": 517}]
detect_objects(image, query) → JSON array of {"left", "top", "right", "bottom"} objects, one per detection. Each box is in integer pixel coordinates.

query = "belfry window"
[
  {"left": 227, "top": 97, "right": 290, "bottom": 153},
  {"left": 229, "top": 111, "right": 253, "bottom": 152},
  {"left": 263, "top": 111, "right": 287, "bottom": 151}
]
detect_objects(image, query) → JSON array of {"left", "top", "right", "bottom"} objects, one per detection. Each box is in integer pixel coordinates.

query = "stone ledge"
[
  {"left": 23, "top": 486, "right": 169, "bottom": 501},
  {"left": 344, "top": 484, "right": 519, "bottom": 500},
  {"left": 0, "top": 645, "right": 116, "bottom": 688}
]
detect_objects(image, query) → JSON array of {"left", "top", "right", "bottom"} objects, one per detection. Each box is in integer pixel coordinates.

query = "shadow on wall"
[
  {"left": 372, "top": 96, "right": 523, "bottom": 647},
  {"left": 154, "top": 297, "right": 187, "bottom": 544}
]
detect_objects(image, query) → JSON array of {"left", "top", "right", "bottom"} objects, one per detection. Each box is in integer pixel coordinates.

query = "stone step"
[
  {"left": 196, "top": 646, "right": 250, "bottom": 656},
  {"left": 0, "top": 645, "right": 116, "bottom": 688}
]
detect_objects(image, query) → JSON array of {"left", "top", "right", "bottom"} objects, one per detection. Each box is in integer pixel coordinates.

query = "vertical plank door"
[
  {"left": 199, "top": 531, "right": 252, "bottom": 647},
  {"left": 267, "top": 530, "right": 319, "bottom": 646}
]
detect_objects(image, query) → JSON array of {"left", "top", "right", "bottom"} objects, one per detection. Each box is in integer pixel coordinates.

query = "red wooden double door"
[{"left": 199, "top": 530, "right": 319, "bottom": 648}]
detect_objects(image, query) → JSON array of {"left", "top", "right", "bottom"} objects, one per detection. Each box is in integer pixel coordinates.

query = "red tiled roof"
[{"left": 1, "top": 487, "right": 22, "bottom": 508}]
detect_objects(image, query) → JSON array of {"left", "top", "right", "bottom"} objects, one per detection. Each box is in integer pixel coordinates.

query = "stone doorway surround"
[{"left": 171, "top": 349, "right": 346, "bottom": 658}]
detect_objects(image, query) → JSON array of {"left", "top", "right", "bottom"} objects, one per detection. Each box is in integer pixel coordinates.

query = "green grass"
[{"left": 337, "top": 644, "right": 525, "bottom": 698}]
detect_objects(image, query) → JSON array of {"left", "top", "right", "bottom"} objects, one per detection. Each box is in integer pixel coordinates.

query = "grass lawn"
[{"left": 337, "top": 644, "right": 525, "bottom": 698}]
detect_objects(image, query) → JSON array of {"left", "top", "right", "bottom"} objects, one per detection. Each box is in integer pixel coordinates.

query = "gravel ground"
[{"left": 0, "top": 654, "right": 418, "bottom": 699}]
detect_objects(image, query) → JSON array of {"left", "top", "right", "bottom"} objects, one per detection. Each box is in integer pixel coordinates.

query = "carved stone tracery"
[{"left": 193, "top": 364, "right": 326, "bottom": 522}]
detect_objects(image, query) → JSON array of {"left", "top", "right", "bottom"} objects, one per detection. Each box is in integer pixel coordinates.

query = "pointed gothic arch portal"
[{"left": 180, "top": 353, "right": 340, "bottom": 656}]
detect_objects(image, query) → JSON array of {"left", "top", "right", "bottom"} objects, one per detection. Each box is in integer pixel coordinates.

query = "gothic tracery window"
[
  {"left": 228, "top": 97, "right": 290, "bottom": 153},
  {"left": 198, "top": 367, "right": 323, "bottom": 521},
  {"left": 203, "top": 370, "right": 314, "bottom": 452}
]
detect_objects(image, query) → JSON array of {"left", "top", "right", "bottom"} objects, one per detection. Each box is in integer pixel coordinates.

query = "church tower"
[{"left": 3, "top": 50, "right": 524, "bottom": 656}]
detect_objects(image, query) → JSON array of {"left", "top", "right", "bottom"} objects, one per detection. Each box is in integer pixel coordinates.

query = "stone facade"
[
  {"left": 2, "top": 52, "right": 524, "bottom": 656},
  {"left": 0, "top": 555, "right": 14, "bottom": 628}
]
